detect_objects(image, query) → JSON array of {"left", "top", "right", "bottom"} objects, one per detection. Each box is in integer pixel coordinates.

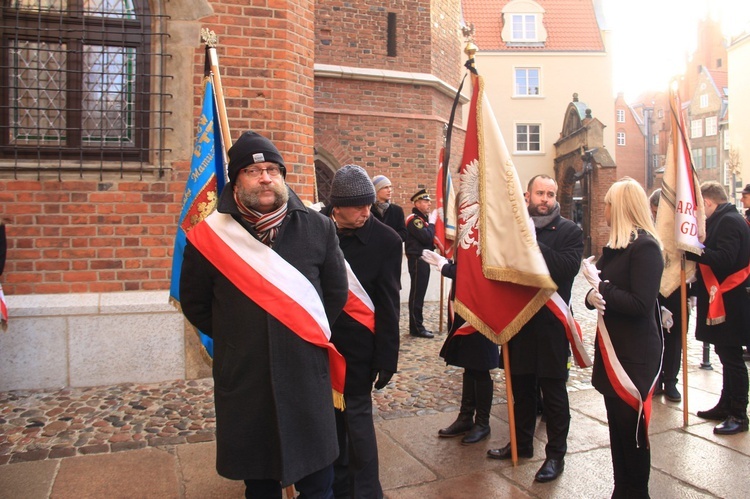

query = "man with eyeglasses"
[
  {"left": 371, "top": 175, "right": 407, "bottom": 242},
  {"left": 180, "top": 131, "right": 349, "bottom": 498}
]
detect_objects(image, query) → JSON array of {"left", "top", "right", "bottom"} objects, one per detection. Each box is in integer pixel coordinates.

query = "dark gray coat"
[{"left": 180, "top": 187, "right": 348, "bottom": 485}]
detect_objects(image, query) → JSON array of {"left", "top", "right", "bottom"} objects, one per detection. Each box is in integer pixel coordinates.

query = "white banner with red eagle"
[
  {"left": 656, "top": 88, "right": 705, "bottom": 297},
  {"left": 453, "top": 73, "right": 556, "bottom": 345}
]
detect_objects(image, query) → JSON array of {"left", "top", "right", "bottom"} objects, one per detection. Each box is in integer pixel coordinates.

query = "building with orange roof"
[{"left": 461, "top": 0, "right": 614, "bottom": 184}]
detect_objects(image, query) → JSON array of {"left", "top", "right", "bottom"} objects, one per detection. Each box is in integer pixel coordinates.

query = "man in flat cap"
[
  {"left": 371, "top": 175, "right": 407, "bottom": 242},
  {"left": 405, "top": 188, "right": 436, "bottom": 338},
  {"left": 180, "top": 131, "right": 349, "bottom": 497},
  {"left": 321, "top": 164, "right": 401, "bottom": 498}
]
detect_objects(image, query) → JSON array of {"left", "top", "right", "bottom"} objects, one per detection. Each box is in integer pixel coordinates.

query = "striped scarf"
[{"left": 234, "top": 192, "right": 287, "bottom": 246}]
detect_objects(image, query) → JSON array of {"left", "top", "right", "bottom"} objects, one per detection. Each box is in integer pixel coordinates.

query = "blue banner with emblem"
[{"left": 169, "top": 76, "right": 227, "bottom": 360}]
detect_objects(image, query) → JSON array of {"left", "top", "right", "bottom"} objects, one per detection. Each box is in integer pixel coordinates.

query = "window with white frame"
[
  {"left": 652, "top": 134, "right": 659, "bottom": 145},
  {"left": 514, "top": 68, "right": 540, "bottom": 96},
  {"left": 616, "top": 109, "right": 625, "bottom": 123},
  {"left": 705, "top": 146, "right": 717, "bottom": 169},
  {"left": 692, "top": 148, "right": 703, "bottom": 169},
  {"left": 653, "top": 155, "right": 660, "bottom": 170},
  {"left": 617, "top": 132, "right": 626, "bottom": 146},
  {"left": 658, "top": 109, "right": 664, "bottom": 119},
  {"left": 705, "top": 116, "right": 718, "bottom": 136},
  {"left": 700, "top": 94, "right": 708, "bottom": 108},
  {"left": 691, "top": 119, "right": 702, "bottom": 139},
  {"left": 511, "top": 14, "right": 537, "bottom": 41},
  {"left": 724, "top": 132, "right": 730, "bottom": 150},
  {"left": 516, "top": 124, "right": 541, "bottom": 152}
]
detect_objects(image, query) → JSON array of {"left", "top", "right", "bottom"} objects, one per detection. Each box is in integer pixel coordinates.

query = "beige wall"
[
  {"left": 474, "top": 36, "right": 614, "bottom": 187},
  {"left": 728, "top": 34, "right": 750, "bottom": 195}
]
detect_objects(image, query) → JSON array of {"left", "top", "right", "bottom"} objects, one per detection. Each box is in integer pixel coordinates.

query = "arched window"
[{"left": 0, "top": 0, "right": 170, "bottom": 174}]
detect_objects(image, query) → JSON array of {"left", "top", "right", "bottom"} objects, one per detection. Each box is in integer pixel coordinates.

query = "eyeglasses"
[{"left": 241, "top": 165, "right": 282, "bottom": 178}]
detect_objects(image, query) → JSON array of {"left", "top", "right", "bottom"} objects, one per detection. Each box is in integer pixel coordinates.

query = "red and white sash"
[
  {"left": 0, "top": 283, "right": 8, "bottom": 332},
  {"left": 343, "top": 261, "right": 375, "bottom": 334},
  {"left": 187, "top": 212, "right": 346, "bottom": 409},
  {"left": 546, "top": 292, "right": 592, "bottom": 368},
  {"left": 699, "top": 263, "right": 750, "bottom": 325},
  {"left": 596, "top": 314, "right": 657, "bottom": 446}
]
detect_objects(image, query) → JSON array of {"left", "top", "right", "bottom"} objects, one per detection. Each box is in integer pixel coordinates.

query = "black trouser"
[
  {"left": 407, "top": 256, "right": 430, "bottom": 334},
  {"left": 604, "top": 396, "right": 651, "bottom": 499},
  {"left": 244, "top": 464, "right": 334, "bottom": 499},
  {"left": 659, "top": 292, "right": 684, "bottom": 388},
  {"left": 511, "top": 374, "right": 570, "bottom": 459},
  {"left": 715, "top": 344, "right": 749, "bottom": 419},
  {"left": 333, "top": 392, "right": 382, "bottom": 499}
]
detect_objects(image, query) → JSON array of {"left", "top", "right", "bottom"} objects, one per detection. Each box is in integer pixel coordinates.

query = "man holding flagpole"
[
  {"left": 180, "top": 131, "right": 349, "bottom": 497},
  {"left": 487, "top": 175, "right": 583, "bottom": 484},
  {"left": 687, "top": 181, "right": 750, "bottom": 434}
]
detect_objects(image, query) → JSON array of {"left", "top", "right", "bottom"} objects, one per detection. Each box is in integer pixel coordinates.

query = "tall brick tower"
[{"left": 314, "top": 0, "right": 466, "bottom": 206}]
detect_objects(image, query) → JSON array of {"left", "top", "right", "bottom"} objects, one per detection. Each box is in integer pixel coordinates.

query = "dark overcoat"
[
  {"left": 686, "top": 203, "right": 750, "bottom": 346},
  {"left": 372, "top": 202, "right": 407, "bottom": 242},
  {"left": 590, "top": 231, "right": 664, "bottom": 399},
  {"left": 508, "top": 214, "right": 584, "bottom": 378},
  {"left": 439, "top": 262, "right": 500, "bottom": 371},
  {"left": 404, "top": 208, "right": 434, "bottom": 257},
  {"left": 325, "top": 211, "right": 402, "bottom": 394},
  {"left": 180, "top": 188, "right": 348, "bottom": 486}
]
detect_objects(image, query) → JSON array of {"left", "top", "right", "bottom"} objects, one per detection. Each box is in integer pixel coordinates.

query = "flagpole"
[
  {"left": 680, "top": 255, "right": 689, "bottom": 426},
  {"left": 201, "top": 28, "right": 233, "bottom": 156}
]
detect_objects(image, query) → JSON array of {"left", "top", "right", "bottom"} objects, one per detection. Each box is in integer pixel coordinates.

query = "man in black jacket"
[
  {"left": 323, "top": 165, "right": 402, "bottom": 498},
  {"left": 487, "top": 175, "right": 584, "bottom": 483},
  {"left": 371, "top": 175, "right": 407, "bottom": 242},
  {"left": 405, "top": 189, "right": 435, "bottom": 338},
  {"left": 687, "top": 181, "right": 750, "bottom": 434},
  {"left": 180, "top": 131, "right": 349, "bottom": 497}
]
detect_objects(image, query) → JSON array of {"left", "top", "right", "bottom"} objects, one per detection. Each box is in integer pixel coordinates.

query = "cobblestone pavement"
[{"left": 0, "top": 272, "right": 713, "bottom": 465}]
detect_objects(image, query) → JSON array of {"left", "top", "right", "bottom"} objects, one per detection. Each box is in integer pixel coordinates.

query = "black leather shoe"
[
  {"left": 461, "top": 424, "right": 490, "bottom": 445},
  {"left": 534, "top": 458, "right": 565, "bottom": 483},
  {"left": 438, "top": 417, "right": 474, "bottom": 437},
  {"left": 664, "top": 385, "right": 681, "bottom": 402},
  {"left": 410, "top": 330, "right": 434, "bottom": 338},
  {"left": 486, "top": 443, "right": 533, "bottom": 460},
  {"left": 697, "top": 404, "right": 729, "bottom": 421},
  {"left": 713, "top": 416, "right": 749, "bottom": 435}
]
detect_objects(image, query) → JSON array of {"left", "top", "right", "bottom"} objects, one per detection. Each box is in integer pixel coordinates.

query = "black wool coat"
[
  {"left": 508, "top": 214, "right": 584, "bottom": 378},
  {"left": 372, "top": 202, "right": 408, "bottom": 242},
  {"left": 324, "top": 210, "right": 402, "bottom": 394},
  {"left": 686, "top": 203, "right": 750, "bottom": 346},
  {"left": 180, "top": 188, "right": 348, "bottom": 485},
  {"left": 589, "top": 231, "right": 664, "bottom": 399}
]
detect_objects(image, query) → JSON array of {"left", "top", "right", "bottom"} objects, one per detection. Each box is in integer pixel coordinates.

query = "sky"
[{"left": 603, "top": 0, "right": 750, "bottom": 101}]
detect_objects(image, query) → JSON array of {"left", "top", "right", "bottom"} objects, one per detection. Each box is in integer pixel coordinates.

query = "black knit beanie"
[
  {"left": 227, "top": 131, "right": 286, "bottom": 184},
  {"left": 330, "top": 165, "right": 376, "bottom": 207}
]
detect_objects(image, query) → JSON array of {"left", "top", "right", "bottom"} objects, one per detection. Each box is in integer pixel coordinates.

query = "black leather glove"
[{"left": 371, "top": 369, "right": 394, "bottom": 390}]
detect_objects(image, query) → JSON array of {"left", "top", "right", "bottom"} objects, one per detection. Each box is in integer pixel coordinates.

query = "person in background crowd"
[
  {"left": 583, "top": 177, "right": 664, "bottom": 498},
  {"left": 405, "top": 189, "right": 436, "bottom": 339},
  {"left": 421, "top": 249, "right": 499, "bottom": 446},
  {"left": 371, "top": 175, "right": 407, "bottom": 242},
  {"left": 687, "top": 181, "right": 750, "bottom": 435},
  {"left": 322, "top": 165, "right": 402, "bottom": 499},
  {"left": 180, "top": 131, "right": 348, "bottom": 499},
  {"left": 740, "top": 183, "right": 750, "bottom": 361},
  {"left": 649, "top": 189, "right": 684, "bottom": 402},
  {"left": 486, "top": 175, "right": 583, "bottom": 484}
]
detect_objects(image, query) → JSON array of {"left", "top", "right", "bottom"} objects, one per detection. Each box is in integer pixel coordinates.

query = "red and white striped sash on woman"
[
  {"left": 343, "top": 261, "right": 375, "bottom": 333},
  {"left": 546, "top": 292, "right": 592, "bottom": 368},
  {"left": 0, "top": 283, "right": 7, "bottom": 331},
  {"left": 596, "top": 314, "right": 657, "bottom": 446},
  {"left": 187, "top": 211, "right": 346, "bottom": 409}
]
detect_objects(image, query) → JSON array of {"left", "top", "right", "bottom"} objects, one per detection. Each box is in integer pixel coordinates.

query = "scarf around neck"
[
  {"left": 234, "top": 191, "right": 288, "bottom": 246},
  {"left": 531, "top": 202, "right": 560, "bottom": 229}
]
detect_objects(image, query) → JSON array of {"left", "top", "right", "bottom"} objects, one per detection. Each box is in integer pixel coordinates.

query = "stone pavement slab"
[{"left": 0, "top": 459, "right": 57, "bottom": 499}]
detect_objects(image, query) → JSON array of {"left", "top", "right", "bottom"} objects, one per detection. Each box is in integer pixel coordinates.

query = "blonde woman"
[{"left": 582, "top": 178, "right": 664, "bottom": 499}]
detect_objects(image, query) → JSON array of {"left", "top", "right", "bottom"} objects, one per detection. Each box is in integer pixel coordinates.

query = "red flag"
[
  {"left": 453, "top": 73, "right": 556, "bottom": 345},
  {"left": 434, "top": 148, "right": 456, "bottom": 258},
  {"left": 656, "top": 88, "right": 706, "bottom": 296}
]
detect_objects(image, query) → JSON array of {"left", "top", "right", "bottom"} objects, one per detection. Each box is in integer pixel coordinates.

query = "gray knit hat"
[{"left": 330, "top": 165, "right": 376, "bottom": 207}]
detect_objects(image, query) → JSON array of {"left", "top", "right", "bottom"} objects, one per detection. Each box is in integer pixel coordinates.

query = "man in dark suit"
[
  {"left": 323, "top": 165, "right": 402, "bottom": 498},
  {"left": 687, "top": 181, "right": 750, "bottom": 434},
  {"left": 487, "top": 175, "right": 584, "bottom": 483},
  {"left": 405, "top": 188, "right": 435, "bottom": 338},
  {"left": 371, "top": 175, "right": 407, "bottom": 242}
]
